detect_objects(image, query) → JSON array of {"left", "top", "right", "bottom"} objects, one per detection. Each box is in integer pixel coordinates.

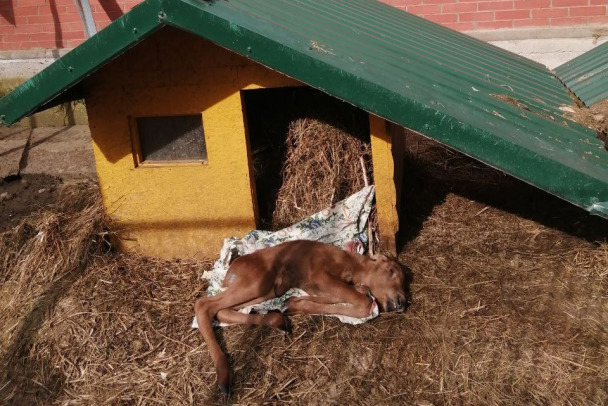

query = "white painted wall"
[{"left": 469, "top": 26, "right": 608, "bottom": 70}]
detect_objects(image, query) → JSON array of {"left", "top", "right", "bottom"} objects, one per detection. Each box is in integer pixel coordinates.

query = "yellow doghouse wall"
[{"left": 85, "top": 27, "right": 300, "bottom": 258}]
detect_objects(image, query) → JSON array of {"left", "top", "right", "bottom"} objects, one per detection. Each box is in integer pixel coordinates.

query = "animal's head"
[{"left": 361, "top": 254, "right": 412, "bottom": 312}]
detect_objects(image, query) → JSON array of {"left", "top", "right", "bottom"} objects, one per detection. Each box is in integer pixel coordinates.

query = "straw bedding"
[
  {"left": 1, "top": 134, "right": 607, "bottom": 405},
  {"left": 271, "top": 118, "right": 371, "bottom": 230}
]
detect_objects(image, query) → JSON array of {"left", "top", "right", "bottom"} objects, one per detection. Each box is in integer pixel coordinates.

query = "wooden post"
[{"left": 369, "top": 114, "right": 400, "bottom": 255}]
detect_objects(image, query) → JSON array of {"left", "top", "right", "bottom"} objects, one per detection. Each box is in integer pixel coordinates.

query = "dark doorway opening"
[{"left": 241, "top": 86, "right": 370, "bottom": 230}]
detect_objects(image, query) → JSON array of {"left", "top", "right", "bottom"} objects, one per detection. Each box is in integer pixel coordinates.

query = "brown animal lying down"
[{"left": 194, "top": 240, "right": 412, "bottom": 393}]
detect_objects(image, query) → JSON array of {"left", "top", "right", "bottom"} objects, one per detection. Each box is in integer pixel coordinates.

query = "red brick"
[
  {"left": 406, "top": 4, "right": 441, "bottom": 13},
  {"left": 60, "top": 4, "right": 79, "bottom": 13},
  {"left": 495, "top": 9, "right": 531, "bottom": 19},
  {"left": 13, "top": 15, "right": 28, "bottom": 24},
  {"left": 442, "top": 2, "right": 477, "bottom": 12},
  {"left": 66, "top": 22, "right": 87, "bottom": 31},
  {"left": 514, "top": 0, "right": 550, "bottom": 8},
  {"left": 66, "top": 39, "right": 86, "bottom": 47},
  {"left": 476, "top": 20, "right": 514, "bottom": 28},
  {"left": 28, "top": 32, "right": 55, "bottom": 41},
  {"left": 423, "top": 13, "right": 459, "bottom": 23},
  {"left": 16, "top": 42, "right": 36, "bottom": 49},
  {"left": 443, "top": 21, "right": 476, "bottom": 30},
  {"left": 0, "top": 26, "right": 16, "bottom": 34},
  {"left": 423, "top": 0, "right": 456, "bottom": 4},
  {"left": 551, "top": 16, "right": 589, "bottom": 24},
  {"left": 590, "top": 0, "right": 608, "bottom": 4},
  {"left": 15, "top": 24, "right": 44, "bottom": 33},
  {"left": 513, "top": 17, "right": 551, "bottom": 25},
  {"left": 96, "top": 20, "right": 113, "bottom": 30},
  {"left": 551, "top": 0, "right": 588, "bottom": 7},
  {"left": 42, "top": 23, "right": 57, "bottom": 32},
  {"left": 589, "top": 14, "right": 608, "bottom": 21},
  {"left": 16, "top": 6, "right": 39, "bottom": 16},
  {"left": 57, "top": 13, "right": 87, "bottom": 22},
  {"left": 63, "top": 30, "right": 86, "bottom": 40},
  {"left": 479, "top": 1, "right": 514, "bottom": 10},
  {"left": 459, "top": 11, "right": 494, "bottom": 20},
  {"left": 124, "top": 0, "right": 140, "bottom": 7},
  {"left": 27, "top": 14, "right": 55, "bottom": 24},
  {"left": 91, "top": 13, "right": 115, "bottom": 24},
  {"left": 10, "top": 33, "right": 32, "bottom": 42},
  {"left": 570, "top": 5, "right": 606, "bottom": 15},
  {"left": 532, "top": 8, "right": 569, "bottom": 17},
  {"left": 37, "top": 40, "right": 62, "bottom": 48},
  {"left": 18, "top": 0, "right": 46, "bottom": 7}
]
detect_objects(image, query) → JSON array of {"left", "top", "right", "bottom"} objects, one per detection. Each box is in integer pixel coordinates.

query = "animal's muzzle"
[{"left": 386, "top": 294, "right": 411, "bottom": 312}]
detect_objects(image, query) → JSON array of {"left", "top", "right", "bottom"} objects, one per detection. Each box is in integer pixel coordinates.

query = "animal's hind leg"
[
  {"left": 216, "top": 309, "right": 288, "bottom": 332},
  {"left": 194, "top": 277, "right": 275, "bottom": 393}
]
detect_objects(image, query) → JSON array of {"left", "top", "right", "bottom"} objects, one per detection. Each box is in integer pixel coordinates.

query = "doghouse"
[{"left": 1, "top": 0, "right": 607, "bottom": 259}]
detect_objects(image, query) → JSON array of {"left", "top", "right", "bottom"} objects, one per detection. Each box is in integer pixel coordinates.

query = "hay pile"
[
  {"left": 560, "top": 99, "right": 608, "bottom": 148},
  {"left": 1, "top": 142, "right": 608, "bottom": 405},
  {"left": 271, "top": 118, "right": 371, "bottom": 229}
]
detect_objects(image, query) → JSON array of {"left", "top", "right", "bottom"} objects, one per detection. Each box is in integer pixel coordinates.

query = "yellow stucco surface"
[
  {"left": 370, "top": 114, "right": 399, "bottom": 255},
  {"left": 85, "top": 27, "right": 300, "bottom": 258}
]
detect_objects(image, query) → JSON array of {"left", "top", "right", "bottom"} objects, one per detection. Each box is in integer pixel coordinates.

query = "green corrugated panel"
[
  {"left": 555, "top": 41, "right": 608, "bottom": 107},
  {"left": 0, "top": 0, "right": 607, "bottom": 218}
]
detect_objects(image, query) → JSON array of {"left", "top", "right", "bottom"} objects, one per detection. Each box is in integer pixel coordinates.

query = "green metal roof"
[
  {"left": 1, "top": 0, "right": 607, "bottom": 218},
  {"left": 555, "top": 41, "right": 608, "bottom": 107}
]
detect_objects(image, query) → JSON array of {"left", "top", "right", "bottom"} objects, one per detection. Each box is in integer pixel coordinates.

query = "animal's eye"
[{"left": 388, "top": 268, "right": 395, "bottom": 276}]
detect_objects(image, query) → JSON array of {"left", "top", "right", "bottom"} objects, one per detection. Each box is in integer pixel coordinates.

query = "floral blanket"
[{"left": 192, "top": 186, "right": 378, "bottom": 328}]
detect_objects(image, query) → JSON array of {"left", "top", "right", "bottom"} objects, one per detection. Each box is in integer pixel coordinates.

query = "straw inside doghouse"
[{"left": 271, "top": 118, "right": 372, "bottom": 230}]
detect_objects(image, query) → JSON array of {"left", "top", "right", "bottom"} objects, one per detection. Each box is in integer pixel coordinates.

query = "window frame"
[{"left": 129, "top": 113, "right": 209, "bottom": 168}]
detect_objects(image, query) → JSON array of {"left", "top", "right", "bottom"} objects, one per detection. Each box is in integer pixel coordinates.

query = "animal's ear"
[{"left": 343, "top": 241, "right": 357, "bottom": 253}]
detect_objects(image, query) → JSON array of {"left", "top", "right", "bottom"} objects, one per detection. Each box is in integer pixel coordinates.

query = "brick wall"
[
  {"left": 0, "top": 0, "right": 607, "bottom": 51},
  {"left": 386, "top": 0, "right": 608, "bottom": 31}
]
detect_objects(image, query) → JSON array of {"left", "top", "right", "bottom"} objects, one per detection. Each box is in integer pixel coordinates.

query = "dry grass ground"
[{"left": 1, "top": 134, "right": 607, "bottom": 405}]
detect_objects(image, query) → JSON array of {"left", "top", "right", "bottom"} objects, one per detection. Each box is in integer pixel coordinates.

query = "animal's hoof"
[
  {"left": 278, "top": 318, "right": 292, "bottom": 336},
  {"left": 216, "top": 357, "right": 231, "bottom": 395}
]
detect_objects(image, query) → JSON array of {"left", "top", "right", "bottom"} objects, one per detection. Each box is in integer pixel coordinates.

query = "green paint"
[{"left": 555, "top": 42, "right": 608, "bottom": 107}]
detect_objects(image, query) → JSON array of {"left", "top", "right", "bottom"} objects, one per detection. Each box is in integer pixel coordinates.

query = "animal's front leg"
[{"left": 286, "top": 279, "right": 373, "bottom": 319}]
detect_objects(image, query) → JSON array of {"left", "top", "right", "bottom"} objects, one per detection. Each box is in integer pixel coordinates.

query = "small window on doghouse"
[{"left": 135, "top": 115, "right": 207, "bottom": 163}]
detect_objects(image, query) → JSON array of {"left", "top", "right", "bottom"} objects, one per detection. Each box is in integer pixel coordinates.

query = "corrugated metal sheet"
[
  {"left": 554, "top": 41, "right": 608, "bottom": 107},
  {"left": 0, "top": 0, "right": 607, "bottom": 218}
]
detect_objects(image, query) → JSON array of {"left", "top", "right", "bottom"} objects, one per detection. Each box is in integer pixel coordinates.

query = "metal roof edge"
[
  {"left": 554, "top": 41, "right": 608, "bottom": 107},
  {"left": 164, "top": 0, "right": 608, "bottom": 218},
  {"left": 0, "top": 0, "right": 164, "bottom": 126}
]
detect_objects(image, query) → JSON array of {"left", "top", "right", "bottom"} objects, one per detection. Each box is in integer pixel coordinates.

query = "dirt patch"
[
  {"left": 0, "top": 174, "right": 64, "bottom": 232},
  {"left": 1, "top": 135, "right": 607, "bottom": 405}
]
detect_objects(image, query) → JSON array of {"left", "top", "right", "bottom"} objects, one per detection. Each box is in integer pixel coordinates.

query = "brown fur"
[{"left": 194, "top": 240, "right": 410, "bottom": 393}]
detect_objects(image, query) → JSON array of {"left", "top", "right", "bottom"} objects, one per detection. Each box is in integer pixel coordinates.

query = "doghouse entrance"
[{"left": 241, "top": 86, "right": 371, "bottom": 230}]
